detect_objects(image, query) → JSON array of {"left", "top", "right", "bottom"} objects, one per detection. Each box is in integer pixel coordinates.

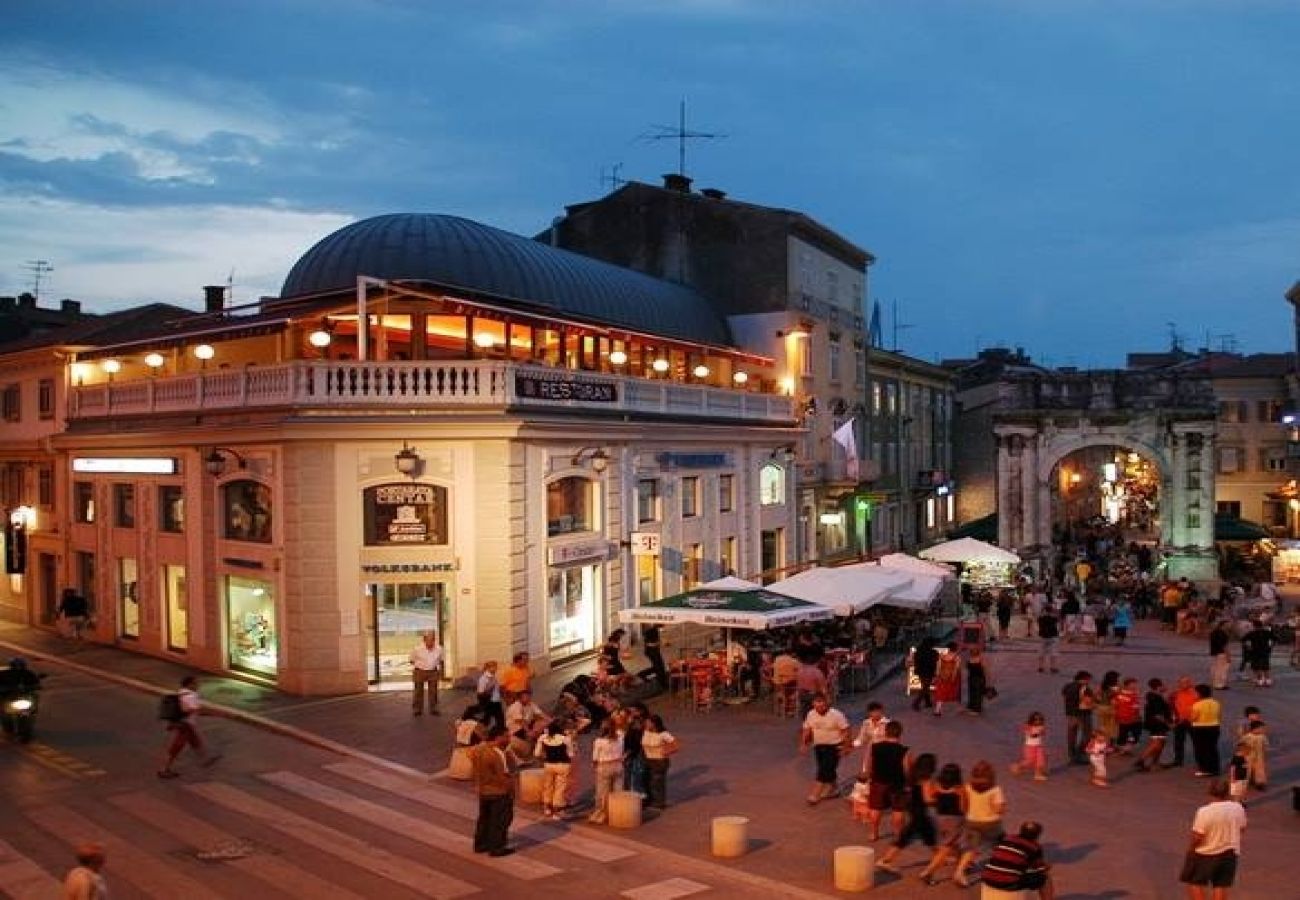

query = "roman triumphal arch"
[{"left": 993, "top": 369, "right": 1220, "bottom": 584}]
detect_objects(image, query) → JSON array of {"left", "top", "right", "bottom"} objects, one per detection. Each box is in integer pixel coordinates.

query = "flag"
[{"left": 832, "top": 418, "right": 859, "bottom": 480}]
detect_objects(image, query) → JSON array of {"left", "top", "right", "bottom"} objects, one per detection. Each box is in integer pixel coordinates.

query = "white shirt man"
[
  {"left": 409, "top": 632, "right": 445, "bottom": 716},
  {"left": 1181, "top": 781, "right": 1248, "bottom": 898},
  {"left": 505, "top": 692, "right": 549, "bottom": 740},
  {"left": 800, "top": 695, "right": 850, "bottom": 804}
]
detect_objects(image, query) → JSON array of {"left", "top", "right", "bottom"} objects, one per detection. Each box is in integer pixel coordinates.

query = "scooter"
[{"left": 0, "top": 662, "right": 43, "bottom": 743}]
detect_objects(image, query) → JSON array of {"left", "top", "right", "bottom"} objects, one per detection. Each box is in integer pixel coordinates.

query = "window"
[
  {"left": 872, "top": 383, "right": 883, "bottom": 414},
  {"left": 118, "top": 557, "right": 139, "bottom": 639},
  {"left": 228, "top": 576, "right": 276, "bottom": 677},
  {"left": 826, "top": 270, "right": 839, "bottom": 304},
  {"left": 855, "top": 349, "right": 865, "bottom": 385},
  {"left": 547, "top": 476, "right": 594, "bottom": 535},
  {"left": 2, "top": 463, "right": 22, "bottom": 507},
  {"left": 759, "top": 464, "right": 786, "bottom": 506},
  {"left": 37, "top": 465, "right": 53, "bottom": 508},
  {"left": 113, "top": 483, "right": 135, "bottom": 528},
  {"left": 38, "top": 379, "right": 54, "bottom": 419},
  {"left": 886, "top": 383, "right": 898, "bottom": 415},
  {"left": 681, "top": 476, "right": 699, "bottom": 518},
  {"left": 1216, "top": 501, "right": 1242, "bottom": 518},
  {"left": 1259, "top": 400, "right": 1283, "bottom": 424},
  {"left": 1, "top": 384, "right": 19, "bottom": 422},
  {"left": 720, "top": 536, "right": 737, "bottom": 576},
  {"left": 719, "top": 474, "right": 734, "bottom": 513},
  {"left": 1261, "top": 447, "right": 1288, "bottom": 473},
  {"left": 159, "top": 486, "right": 184, "bottom": 533},
  {"left": 222, "top": 480, "right": 272, "bottom": 542},
  {"left": 163, "top": 564, "right": 188, "bottom": 651},
  {"left": 76, "top": 551, "right": 96, "bottom": 607},
  {"left": 1217, "top": 447, "right": 1241, "bottom": 474},
  {"left": 1218, "top": 401, "right": 1248, "bottom": 423},
  {"left": 74, "top": 481, "right": 95, "bottom": 523},
  {"left": 637, "top": 479, "right": 660, "bottom": 524},
  {"left": 684, "top": 543, "right": 703, "bottom": 587},
  {"left": 828, "top": 340, "right": 841, "bottom": 382},
  {"left": 800, "top": 341, "right": 813, "bottom": 376}
]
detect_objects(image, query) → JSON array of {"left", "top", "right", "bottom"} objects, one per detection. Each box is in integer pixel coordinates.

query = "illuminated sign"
[
  {"left": 364, "top": 483, "right": 448, "bottom": 546},
  {"left": 629, "top": 532, "right": 661, "bottom": 556},
  {"left": 73, "top": 457, "right": 177, "bottom": 475}
]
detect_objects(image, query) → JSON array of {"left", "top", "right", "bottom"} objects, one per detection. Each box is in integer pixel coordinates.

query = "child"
[
  {"left": 1227, "top": 742, "right": 1250, "bottom": 805},
  {"left": 1010, "top": 711, "right": 1048, "bottom": 781},
  {"left": 848, "top": 772, "right": 872, "bottom": 824},
  {"left": 1085, "top": 729, "right": 1113, "bottom": 788},
  {"left": 1237, "top": 705, "right": 1264, "bottom": 738},
  {"left": 1240, "top": 719, "right": 1269, "bottom": 789},
  {"left": 1113, "top": 678, "right": 1142, "bottom": 753}
]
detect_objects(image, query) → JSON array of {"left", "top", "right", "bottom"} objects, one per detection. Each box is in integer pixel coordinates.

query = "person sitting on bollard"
[{"left": 981, "top": 820, "right": 1054, "bottom": 899}]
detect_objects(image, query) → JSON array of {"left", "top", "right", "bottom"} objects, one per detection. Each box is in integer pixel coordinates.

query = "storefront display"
[
  {"left": 118, "top": 557, "right": 139, "bottom": 639},
  {"left": 163, "top": 563, "right": 187, "bottom": 650},
  {"left": 548, "top": 564, "right": 599, "bottom": 659},
  {"left": 227, "top": 575, "right": 277, "bottom": 677}
]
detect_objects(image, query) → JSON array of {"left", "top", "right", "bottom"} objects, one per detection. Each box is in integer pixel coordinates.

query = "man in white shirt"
[
  {"left": 62, "top": 842, "right": 108, "bottom": 900},
  {"left": 800, "top": 693, "right": 849, "bottom": 805},
  {"left": 505, "top": 689, "right": 550, "bottom": 744},
  {"left": 1180, "top": 779, "right": 1247, "bottom": 899},
  {"left": 158, "top": 676, "right": 220, "bottom": 778},
  {"left": 409, "top": 631, "right": 445, "bottom": 716}
]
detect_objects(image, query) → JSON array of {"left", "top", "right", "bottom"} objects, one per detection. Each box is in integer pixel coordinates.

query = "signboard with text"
[
  {"left": 629, "top": 531, "right": 661, "bottom": 556},
  {"left": 363, "top": 483, "right": 448, "bottom": 546},
  {"left": 515, "top": 372, "right": 618, "bottom": 403}
]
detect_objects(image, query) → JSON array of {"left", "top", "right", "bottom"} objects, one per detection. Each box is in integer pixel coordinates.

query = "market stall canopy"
[
  {"left": 619, "top": 588, "right": 834, "bottom": 630},
  {"left": 879, "top": 573, "right": 947, "bottom": 610},
  {"left": 699, "top": 575, "right": 762, "bottom": 591},
  {"left": 875, "top": 553, "right": 956, "bottom": 580},
  {"left": 1213, "top": 514, "right": 1271, "bottom": 542},
  {"left": 767, "top": 565, "right": 914, "bottom": 616},
  {"left": 920, "top": 537, "right": 1021, "bottom": 564}
]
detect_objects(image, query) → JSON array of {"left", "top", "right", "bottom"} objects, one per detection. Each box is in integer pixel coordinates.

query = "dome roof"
[{"left": 280, "top": 213, "right": 731, "bottom": 346}]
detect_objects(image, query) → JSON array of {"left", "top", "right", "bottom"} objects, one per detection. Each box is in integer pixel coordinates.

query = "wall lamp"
[
  {"left": 572, "top": 446, "right": 610, "bottom": 473},
  {"left": 205, "top": 447, "right": 247, "bottom": 477},
  {"left": 394, "top": 442, "right": 422, "bottom": 477}
]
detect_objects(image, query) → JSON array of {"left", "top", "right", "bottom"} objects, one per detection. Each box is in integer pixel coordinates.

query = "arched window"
[
  {"left": 759, "top": 464, "right": 786, "bottom": 506},
  {"left": 548, "top": 476, "right": 595, "bottom": 535},
  {"left": 222, "top": 480, "right": 273, "bottom": 543}
]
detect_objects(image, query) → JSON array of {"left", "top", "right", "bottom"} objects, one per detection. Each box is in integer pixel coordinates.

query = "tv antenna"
[
  {"left": 24, "top": 260, "right": 53, "bottom": 300},
  {"left": 891, "top": 299, "right": 915, "bottom": 352},
  {"left": 599, "top": 162, "right": 626, "bottom": 192},
  {"left": 640, "top": 99, "right": 725, "bottom": 176},
  {"left": 1166, "top": 321, "right": 1183, "bottom": 352}
]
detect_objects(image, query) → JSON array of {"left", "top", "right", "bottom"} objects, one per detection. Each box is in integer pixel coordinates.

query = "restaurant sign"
[
  {"left": 515, "top": 372, "right": 618, "bottom": 403},
  {"left": 364, "top": 483, "right": 448, "bottom": 546}
]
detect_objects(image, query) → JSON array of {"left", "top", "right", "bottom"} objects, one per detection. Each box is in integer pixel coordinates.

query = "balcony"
[{"left": 68, "top": 360, "right": 796, "bottom": 425}]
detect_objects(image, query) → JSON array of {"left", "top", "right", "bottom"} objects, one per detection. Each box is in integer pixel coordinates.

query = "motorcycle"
[{"left": 1, "top": 660, "right": 43, "bottom": 743}]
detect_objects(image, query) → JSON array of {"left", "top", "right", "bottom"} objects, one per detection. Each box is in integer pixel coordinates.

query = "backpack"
[{"left": 158, "top": 692, "right": 184, "bottom": 722}]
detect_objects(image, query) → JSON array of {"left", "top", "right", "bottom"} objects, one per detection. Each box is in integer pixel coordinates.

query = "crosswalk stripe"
[
  {"left": 325, "top": 761, "right": 635, "bottom": 863},
  {"left": 108, "top": 791, "right": 368, "bottom": 900},
  {"left": 261, "top": 770, "right": 563, "bottom": 881},
  {"left": 23, "top": 803, "right": 226, "bottom": 900},
  {"left": 620, "top": 877, "right": 711, "bottom": 900},
  {"left": 187, "top": 781, "right": 479, "bottom": 899},
  {"left": 0, "top": 836, "right": 60, "bottom": 900}
]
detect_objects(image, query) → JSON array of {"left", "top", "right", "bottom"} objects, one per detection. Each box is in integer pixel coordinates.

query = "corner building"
[{"left": 37, "top": 214, "right": 800, "bottom": 694}]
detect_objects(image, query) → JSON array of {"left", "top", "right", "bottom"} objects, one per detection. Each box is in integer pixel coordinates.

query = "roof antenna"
[
  {"left": 24, "top": 259, "right": 53, "bottom": 300},
  {"left": 640, "top": 99, "right": 725, "bottom": 177},
  {"left": 891, "top": 299, "right": 914, "bottom": 352},
  {"left": 599, "top": 162, "right": 626, "bottom": 192}
]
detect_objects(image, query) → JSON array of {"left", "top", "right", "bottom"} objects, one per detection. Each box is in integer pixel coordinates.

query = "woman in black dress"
[{"left": 964, "top": 647, "right": 990, "bottom": 715}]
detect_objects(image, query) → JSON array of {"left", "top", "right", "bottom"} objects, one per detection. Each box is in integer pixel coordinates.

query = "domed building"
[{"left": 42, "top": 213, "right": 802, "bottom": 695}]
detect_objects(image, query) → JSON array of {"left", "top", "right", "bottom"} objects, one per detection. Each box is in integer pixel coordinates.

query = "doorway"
[
  {"left": 364, "top": 581, "right": 451, "bottom": 686},
  {"left": 38, "top": 553, "right": 57, "bottom": 624}
]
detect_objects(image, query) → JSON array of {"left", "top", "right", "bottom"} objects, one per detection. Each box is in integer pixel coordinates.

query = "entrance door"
[
  {"left": 38, "top": 553, "right": 57, "bottom": 624},
  {"left": 364, "top": 582, "right": 450, "bottom": 686}
]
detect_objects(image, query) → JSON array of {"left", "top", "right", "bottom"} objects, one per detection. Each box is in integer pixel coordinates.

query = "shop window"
[
  {"left": 159, "top": 485, "right": 184, "bottom": 533},
  {"left": 720, "top": 536, "right": 737, "bottom": 576},
  {"left": 163, "top": 564, "right": 188, "bottom": 651},
  {"left": 222, "top": 480, "right": 272, "bottom": 543},
  {"left": 546, "top": 477, "right": 593, "bottom": 536},
  {"left": 364, "top": 483, "right": 449, "bottom": 545},
  {"left": 681, "top": 477, "right": 699, "bottom": 518},
  {"left": 759, "top": 464, "right": 786, "bottom": 506},
  {"left": 37, "top": 465, "right": 53, "bottom": 508},
  {"left": 719, "top": 474, "right": 734, "bottom": 513},
  {"left": 547, "top": 565, "right": 600, "bottom": 659},
  {"left": 118, "top": 557, "right": 139, "bottom": 639},
  {"left": 227, "top": 575, "right": 277, "bottom": 677},
  {"left": 636, "top": 552, "right": 660, "bottom": 604},
  {"left": 73, "top": 481, "right": 95, "bottom": 523},
  {"left": 637, "top": 479, "right": 660, "bottom": 524},
  {"left": 113, "top": 483, "right": 135, "bottom": 528}
]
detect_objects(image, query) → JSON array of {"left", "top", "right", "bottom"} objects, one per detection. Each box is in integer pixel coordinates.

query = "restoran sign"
[{"left": 515, "top": 372, "right": 618, "bottom": 403}]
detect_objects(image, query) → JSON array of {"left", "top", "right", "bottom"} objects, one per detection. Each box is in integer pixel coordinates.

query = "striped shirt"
[{"left": 982, "top": 835, "right": 1047, "bottom": 891}]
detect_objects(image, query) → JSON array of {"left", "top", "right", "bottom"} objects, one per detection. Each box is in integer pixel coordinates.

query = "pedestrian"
[
  {"left": 471, "top": 725, "right": 517, "bottom": 856},
  {"left": 1241, "top": 620, "right": 1275, "bottom": 687},
  {"left": 1010, "top": 711, "right": 1049, "bottom": 781},
  {"left": 499, "top": 651, "right": 533, "bottom": 704},
  {"left": 62, "top": 841, "right": 108, "bottom": 900},
  {"left": 866, "top": 720, "right": 912, "bottom": 841},
  {"left": 505, "top": 689, "right": 550, "bottom": 752},
  {"left": 476, "top": 660, "right": 504, "bottom": 730},
  {"left": 409, "top": 631, "right": 444, "bottom": 716},
  {"left": 1170, "top": 676, "right": 1199, "bottom": 768},
  {"left": 1113, "top": 677, "right": 1143, "bottom": 753},
  {"left": 800, "top": 693, "right": 850, "bottom": 805},
  {"left": 158, "top": 676, "right": 220, "bottom": 778},
  {"left": 534, "top": 720, "right": 575, "bottom": 820},
  {"left": 918, "top": 762, "right": 967, "bottom": 885},
  {"left": 794, "top": 658, "right": 828, "bottom": 720},
  {"left": 1112, "top": 598, "right": 1134, "bottom": 646},
  {"left": 1036, "top": 605, "right": 1061, "bottom": 673},
  {"left": 641, "top": 713, "right": 680, "bottom": 810},
  {"left": 620, "top": 703, "right": 648, "bottom": 794},
  {"left": 952, "top": 760, "right": 1006, "bottom": 888},
  {"left": 1189, "top": 684, "right": 1223, "bottom": 777},
  {"left": 1239, "top": 720, "right": 1268, "bottom": 790},
  {"left": 587, "top": 717, "right": 624, "bottom": 824},
  {"left": 1208, "top": 620, "right": 1231, "bottom": 690},
  {"left": 1226, "top": 743, "right": 1250, "bottom": 805},
  {"left": 996, "top": 592, "right": 1014, "bottom": 641},
  {"left": 56, "top": 587, "right": 90, "bottom": 641},
  {"left": 1061, "top": 670, "right": 1095, "bottom": 765},
  {"left": 1085, "top": 729, "right": 1113, "bottom": 788},
  {"left": 1178, "top": 779, "right": 1247, "bottom": 900},
  {"left": 635, "top": 624, "right": 670, "bottom": 688},
  {"left": 875, "top": 753, "right": 939, "bottom": 875},
  {"left": 910, "top": 638, "right": 940, "bottom": 711},
  {"left": 932, "top": 642, "right": 962, "bottom": 717},
  {"left": 981, "top": 820, "right": 1055, "bottom": 900},
  {"left": 1135, "top": 678, "right": 1172, "bottom": 772},
  {"left": 852, "top": 701, "right": 891, "bottom": 776},
  {"left": 964, "top": 646, "right": 991, "bottom": 716},
  {"left": 1094, "top": 670, "right": 1120, "bottom": 742}
]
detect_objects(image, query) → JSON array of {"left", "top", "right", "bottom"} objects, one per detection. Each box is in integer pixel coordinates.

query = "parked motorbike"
[{"left": 0, "top": 658, "right": 43, "bottom": 743}]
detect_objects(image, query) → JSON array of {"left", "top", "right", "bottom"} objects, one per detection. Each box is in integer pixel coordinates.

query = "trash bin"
[
  {"left": 833, "top": 845, "right": 875, "bottom": 892},
  {"left": 711, "top": 816, "right": 749, "bottom": 858},
  {"left": 608, "top": 790, "right": 642, "bottom": 829}
]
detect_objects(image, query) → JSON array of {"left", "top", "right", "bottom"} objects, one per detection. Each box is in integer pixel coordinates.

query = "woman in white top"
[
  {"left": 952, "top": 759, "right": 1007, "bottom": 888},
  {"left": 641, "top": 714, "right": 680, "bottom": 809},
  {"left": 534, "top": 720, "right": 577, "bottom": 819},
  {"left": 587, "top": 718, "right": 625, "bottom": 824}
]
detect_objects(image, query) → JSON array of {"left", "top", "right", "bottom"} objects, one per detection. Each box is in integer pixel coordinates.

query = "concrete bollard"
[
  {"left": 607, "top": 790, "right": 643, "bottom": 829},
  {"left": 711, "top": 815, "right": 750, "bottom": 858},
  {"left": 833, "top": 845, "right": 875, "bottom": 892},
  {"left": 518, "top": 767, "right": 545, "bottom": 804}
]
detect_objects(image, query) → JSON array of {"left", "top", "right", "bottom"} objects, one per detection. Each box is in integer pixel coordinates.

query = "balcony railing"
[{"left": 69, "top": 360, "right": 796, "bottom": 424}]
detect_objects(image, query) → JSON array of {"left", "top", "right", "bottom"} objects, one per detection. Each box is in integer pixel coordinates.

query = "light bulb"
[
  {"left": 101, "top": 359, "right": 122, "bottom": 374},
  {"left": 609, "top": 350, "right": 628, "bottom": 366},
  {"left": 473, "top": 333, "right": 496, "bottom": 348},
  {"left": 308, "top": 330, "right": 332, "bottom": 348},
  {"left": 733, "top": 371, "right": 749, "bottom": 384},
  {"left": 144, "top": 352, "right": 165, "bottom": 368},
  {"left": 652, "top": 358, "right": 670, "bottom": 373},
  {"left": 693, "top": 364, "right": 710, "bottom": 378},
  {"left": 193, "top": 344, "right": 215, "bottom": 361}
]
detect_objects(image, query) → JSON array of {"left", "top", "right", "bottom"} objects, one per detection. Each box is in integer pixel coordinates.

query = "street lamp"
[
  {"left": 571, "top": 446, "right": 610, "bottom": 473},
  {"left": 394, "top": 442, "right": 421, "bottom": 477},
  {"left": 204, "top": 447, "right": 247, "bottom": 477}
]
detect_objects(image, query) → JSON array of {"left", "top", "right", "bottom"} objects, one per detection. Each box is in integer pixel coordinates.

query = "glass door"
[{"left": 365, "top": 581, "right": 450, "bottom": 686}]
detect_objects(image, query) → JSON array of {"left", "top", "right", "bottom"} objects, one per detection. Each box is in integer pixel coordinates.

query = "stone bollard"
[
  {"left": 518, "top": 767, "right": 545, "bottom": 805},
  {"left": 607, "top": 790, "right": 643, "bottom": 829},
  {"left": 833, "top": 845, "right": 875, "bottom": 892},
  {"left": 711, "top": 816, "right": 749, "bottom": 858}
]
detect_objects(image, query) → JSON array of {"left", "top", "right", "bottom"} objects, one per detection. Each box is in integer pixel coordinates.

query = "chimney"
[
  {"left": 662, "top": 173, "right": 693, "bottom": 193},
  {"left": 60, "top": 299, "right": 81, "bottom": 315},
  {"left": 203, "top": 285, "right": 227, "bottom": 313},
  {"left": 700, "top": 188, "right": 727, "bottom": 200}
]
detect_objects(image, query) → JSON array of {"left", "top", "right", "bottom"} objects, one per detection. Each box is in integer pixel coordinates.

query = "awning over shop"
[
  {"left": 1214, "top": 515, "right": 1271, "bottom": 542},
  {"left": 920, "top": 537, "right": 1021, "bottom": 564},
  {"left": 767, "top": 565, "right": 914, "bottom": 617},
  {"left": 618, "top": 588, "right": 833, "bottom": 630},
  {"left": 874, "top": 553, "right": 956, "bottom": 580}
]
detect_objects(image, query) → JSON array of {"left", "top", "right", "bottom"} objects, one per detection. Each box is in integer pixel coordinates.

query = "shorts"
[
  {"left": 1180, "top": 850, "right": 1237, "bottom": 887},
  {"left": 936, "top": 814, "right": 965, "bottom": 849},
  {"left": 867, "top": 781, "right": 908, "bottom": 811},
  {"left": 963, "top": 819, "right": 1004, "bottom": 851}
]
